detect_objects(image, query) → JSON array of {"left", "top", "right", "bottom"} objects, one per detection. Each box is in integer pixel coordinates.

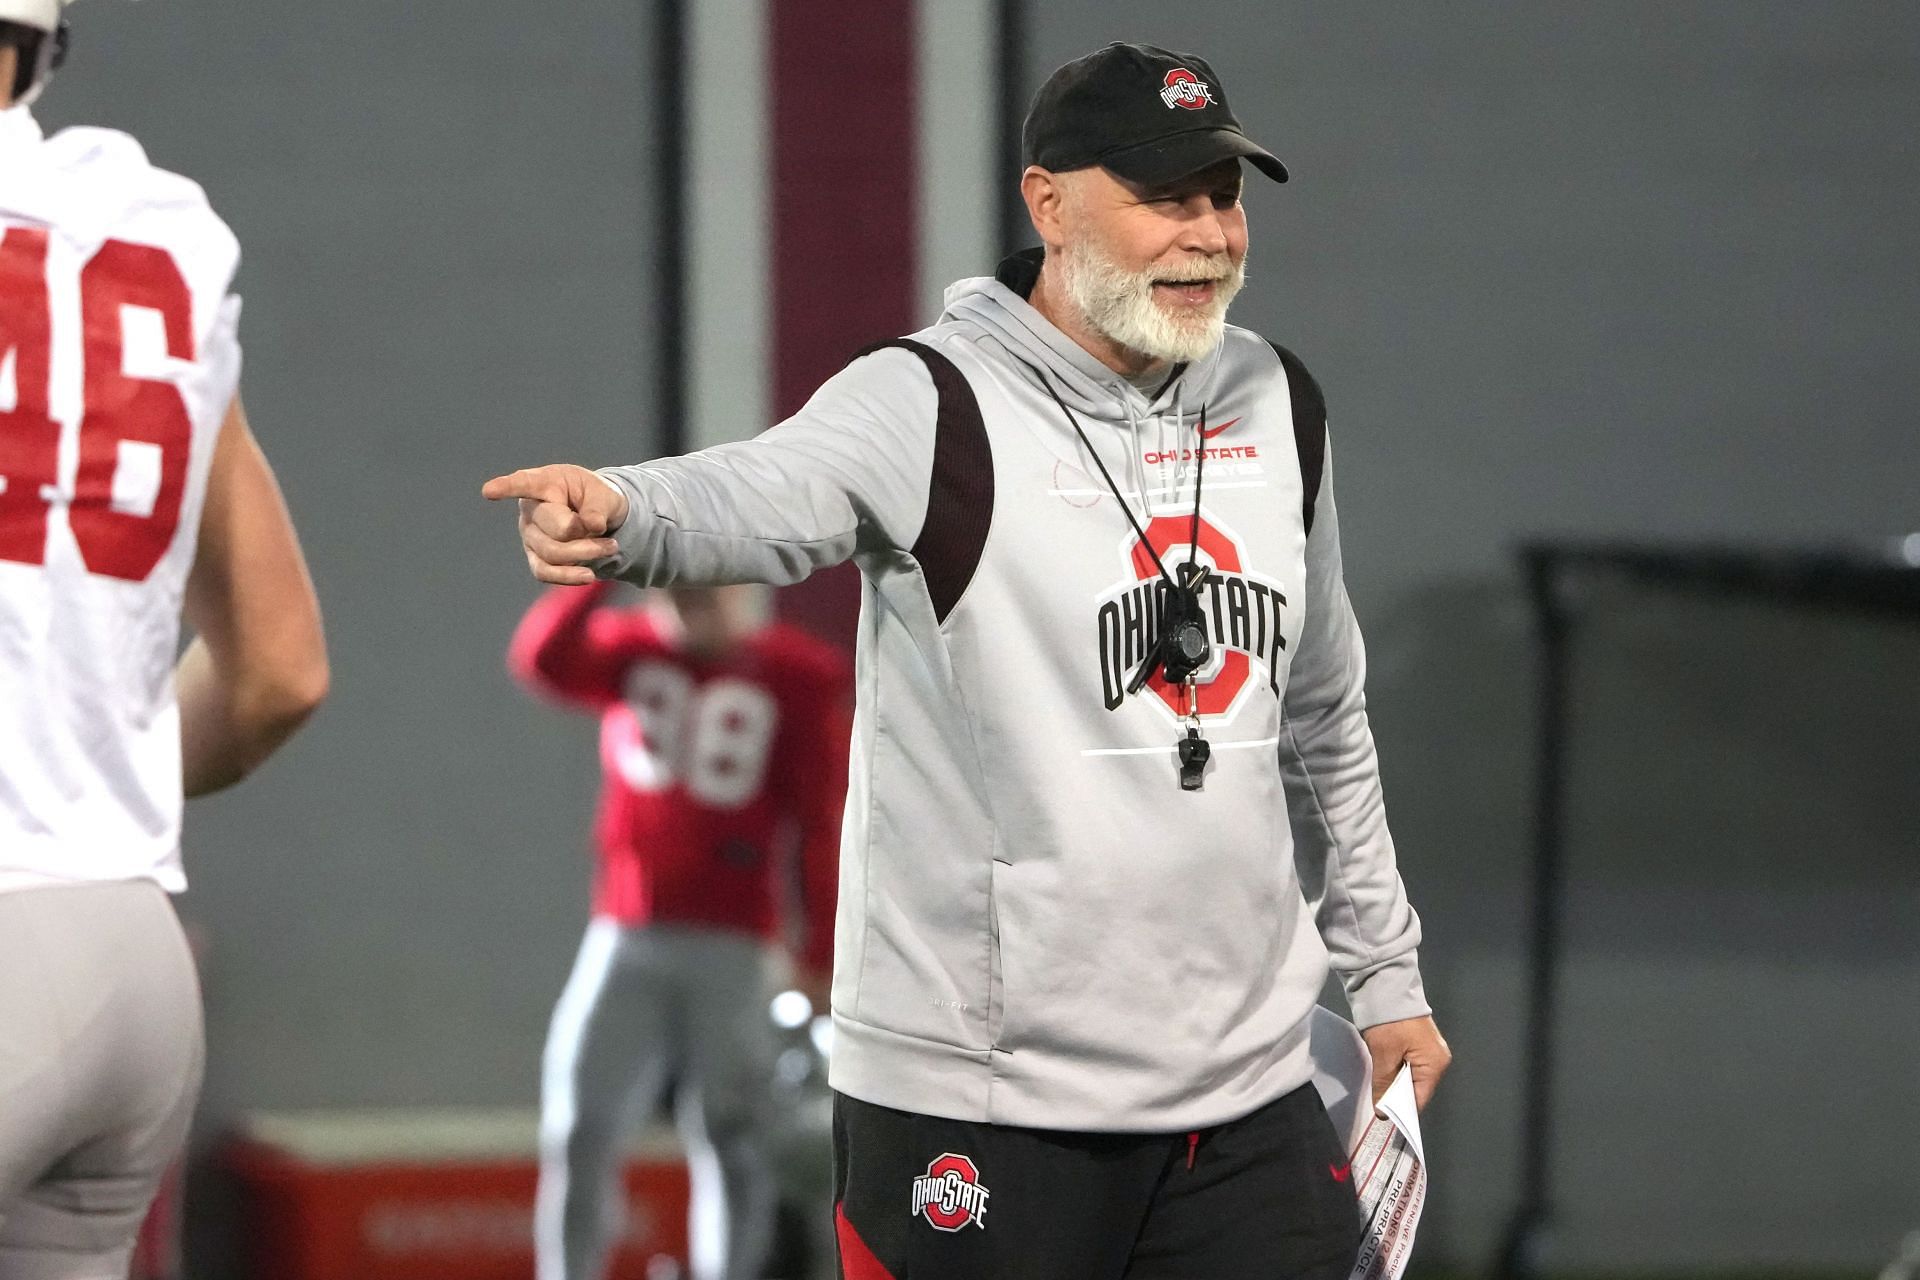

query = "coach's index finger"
[{"left": 481, "top": 469, "right": 564, "bottom": 503}]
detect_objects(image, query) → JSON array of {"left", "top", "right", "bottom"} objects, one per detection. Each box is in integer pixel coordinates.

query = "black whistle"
[{"left": 1178, "top": 729, "right": 1210, "bottom": 791}]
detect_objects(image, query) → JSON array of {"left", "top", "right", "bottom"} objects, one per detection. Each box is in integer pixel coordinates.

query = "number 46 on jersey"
[{"left": 0, "top": 224, "right": 198, "bottom": 583}]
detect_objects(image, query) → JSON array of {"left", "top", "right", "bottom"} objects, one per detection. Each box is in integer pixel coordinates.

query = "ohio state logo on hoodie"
[{"left": 1094, "top": 512, "right": 1289, "bottom": 718}]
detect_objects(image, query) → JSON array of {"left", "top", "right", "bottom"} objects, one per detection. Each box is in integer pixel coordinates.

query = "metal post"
[
  {"left": 653, "top": 0, "right": 688, "bottom": 455},
  {"left": 1495, "top": 547, "right": 1574, "bottom": 1280},
  {"left": 994, "top": 0, "right": 1028, "bottom": 258}
]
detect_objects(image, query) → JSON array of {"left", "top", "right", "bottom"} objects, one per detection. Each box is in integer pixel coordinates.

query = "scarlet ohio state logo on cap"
[
  {"left": 1159, "top": 67, "right": 1215, "bottom": 110},
  {"left": 911, "top": 1153, "right": 991, "bottom": 1231}
]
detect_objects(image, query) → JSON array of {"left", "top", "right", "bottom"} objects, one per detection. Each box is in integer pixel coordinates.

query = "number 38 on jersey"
[
  {"left": 0, "top": 223, "right": 200, "bottom": 583},
  {"left": 604, "top": 664, "right": 781, "bottom": 811}
]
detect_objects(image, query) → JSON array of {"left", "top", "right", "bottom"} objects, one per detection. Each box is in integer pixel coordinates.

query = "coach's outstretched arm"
[
  {"left": 484, "top": 348, "right": 938, "bottom": 588},
  {"left": 177, "top": 397, "right": 330, "bottom": 796}
]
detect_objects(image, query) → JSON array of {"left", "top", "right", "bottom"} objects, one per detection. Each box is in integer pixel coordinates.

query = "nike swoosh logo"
[
  {"left": 1198, "top": 417, "right": 1241, "bottom": 440},
  {"left": 1329, "top": 1162, "right": 1352, "bottom": 1183}
]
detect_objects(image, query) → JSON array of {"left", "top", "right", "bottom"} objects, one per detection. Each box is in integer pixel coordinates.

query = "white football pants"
[
  {"left": 0, "top": 880, "right": 202, "bottom": 1280},
  {"left": 536, "top": 920, "right": 779, "bottom": 1280}
]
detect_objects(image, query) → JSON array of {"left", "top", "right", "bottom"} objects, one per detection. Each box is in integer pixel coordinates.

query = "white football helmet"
[
  {"left": 0, "top": 0, "right": 70, "bottom": 105},
  {"left": 0, "top": 0, "right": 61, "bottom": 30}
]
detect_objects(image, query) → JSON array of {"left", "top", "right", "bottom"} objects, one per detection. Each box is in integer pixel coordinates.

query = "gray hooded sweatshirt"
[{"left": 597, "top": 259, "right": 1429, "bottom": 1133}]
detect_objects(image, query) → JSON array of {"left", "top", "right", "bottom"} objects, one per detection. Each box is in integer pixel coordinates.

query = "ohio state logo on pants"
[{"left": 912, "top": 1153, "right": 991, "bottom": 1231}]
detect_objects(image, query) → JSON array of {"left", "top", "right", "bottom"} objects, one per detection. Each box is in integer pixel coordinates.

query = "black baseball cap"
[{"left": 1022, "top": 42, "right": 1288, "bottom": 187}]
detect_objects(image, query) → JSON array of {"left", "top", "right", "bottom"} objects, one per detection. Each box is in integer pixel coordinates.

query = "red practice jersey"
[{"left": 509, "top": 583, "right": 851, "bottom": 968}]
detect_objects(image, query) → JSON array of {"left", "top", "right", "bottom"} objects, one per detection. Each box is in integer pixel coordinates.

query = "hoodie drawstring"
[
  {"left": 1123, "top": 395, "right": 1146, "bottom": 511},
  {"left": 1127, "top": 378, "right": 1190, "bottom": 513},
  {"left": 1172, "top": 381, "right": 1187, "bottom": 500}
]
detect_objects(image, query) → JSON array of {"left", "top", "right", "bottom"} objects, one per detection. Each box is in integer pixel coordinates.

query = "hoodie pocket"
[
  {"left": 847, "top": 765, "right": 1000, "bottom": 1051},
  {"left": 986, "top": 857, "right": 1007, "bottom": 1047}
]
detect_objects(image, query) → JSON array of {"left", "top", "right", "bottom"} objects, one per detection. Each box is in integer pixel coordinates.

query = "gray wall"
[{"left": 42, "top": 1, "right": 1920, "bottom": 1273}]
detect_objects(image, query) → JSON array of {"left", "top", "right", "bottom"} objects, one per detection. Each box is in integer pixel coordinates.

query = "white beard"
[{"left": 1059, "top": 237, "right": 1245, "bottom": 365}]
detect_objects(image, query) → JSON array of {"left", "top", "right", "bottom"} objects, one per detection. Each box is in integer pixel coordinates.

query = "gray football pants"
[
  {"left": 536, "top": 920, "right": 780, "bottom": 1280},
  {"left": 0, "top": 880, "right": 203, "bottom": 1280}
]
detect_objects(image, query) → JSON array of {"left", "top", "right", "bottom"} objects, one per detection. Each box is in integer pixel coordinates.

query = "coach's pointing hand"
[{"left": 482, "top": 465, "right": 630, "bottom": 585}]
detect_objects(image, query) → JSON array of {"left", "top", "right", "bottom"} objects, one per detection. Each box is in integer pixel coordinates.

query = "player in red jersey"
[{"left": 509, "top": 581, "right": 850, "bottom": 1280}]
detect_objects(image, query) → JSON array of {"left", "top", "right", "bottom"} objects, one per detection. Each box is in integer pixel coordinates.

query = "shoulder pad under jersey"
[{"left": 35, "top": 124, "right": 243, "bottom": 343}]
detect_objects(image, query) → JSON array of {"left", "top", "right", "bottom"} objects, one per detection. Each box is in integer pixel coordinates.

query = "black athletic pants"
[{"left": 832, "top": 1083, "right": 1362, "bottom": 1279}]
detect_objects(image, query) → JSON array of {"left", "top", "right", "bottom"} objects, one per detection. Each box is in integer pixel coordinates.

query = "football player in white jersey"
[{"left": 0, "top": 3, "right": 329, "bottom": 1275}]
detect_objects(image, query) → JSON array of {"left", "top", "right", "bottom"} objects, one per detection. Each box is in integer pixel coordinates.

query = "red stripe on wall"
[
  {"left": 769, "top": 0, "right": 920, "bottom": 645},
  {"left": 770, "top": 1, "right": 920, "bottom": 417}
]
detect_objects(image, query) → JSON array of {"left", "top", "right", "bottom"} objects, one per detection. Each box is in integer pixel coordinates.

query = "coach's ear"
[{"left": 1021, "top": 165, "right": 1072, "bottom": 251}]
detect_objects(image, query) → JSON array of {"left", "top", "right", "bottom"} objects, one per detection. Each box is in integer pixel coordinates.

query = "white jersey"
[{"left": 0, "top": 105, "right": 242, "bottom": 894}]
